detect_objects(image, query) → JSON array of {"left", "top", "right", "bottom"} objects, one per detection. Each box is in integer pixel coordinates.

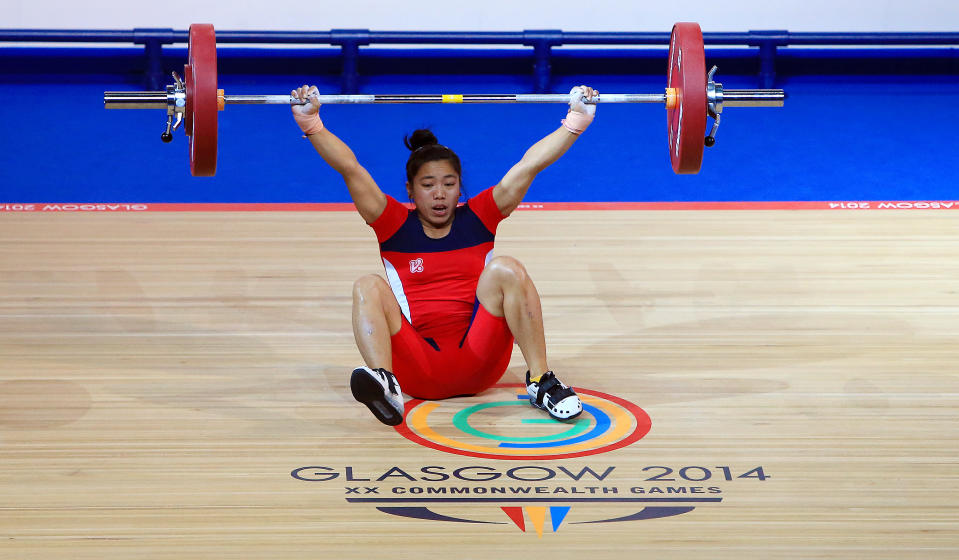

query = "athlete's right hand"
[{"left": 291, "top": 84, "right": 321, "bottom": 118}]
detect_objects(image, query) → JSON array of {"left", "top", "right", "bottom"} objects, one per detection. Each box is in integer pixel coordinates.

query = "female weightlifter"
[{"left": 290, "top": 84, "right": 597, "bottom": 426}]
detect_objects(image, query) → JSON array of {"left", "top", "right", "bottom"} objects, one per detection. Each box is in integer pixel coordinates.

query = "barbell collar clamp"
[{"left": 705, "top": 66, "right": 722, "bottom": 147}]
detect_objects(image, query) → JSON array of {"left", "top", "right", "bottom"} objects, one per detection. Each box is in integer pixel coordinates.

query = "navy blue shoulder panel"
[{"left": 379, "top": 203, "right": 495, "bottom": 253}]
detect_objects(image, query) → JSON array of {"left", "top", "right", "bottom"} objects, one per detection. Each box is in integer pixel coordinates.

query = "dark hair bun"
[{"left": 404, "top": 129, "right": 439, "bottom": 152}]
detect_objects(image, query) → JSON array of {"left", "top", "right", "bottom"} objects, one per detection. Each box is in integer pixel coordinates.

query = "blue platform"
[{"left": 1, "top": 34, "right": 956, "bottom": 204}]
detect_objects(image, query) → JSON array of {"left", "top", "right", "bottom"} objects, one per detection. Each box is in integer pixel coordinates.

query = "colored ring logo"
[{"left": 394, "top": 384, "right": 651, "bottom": 460}]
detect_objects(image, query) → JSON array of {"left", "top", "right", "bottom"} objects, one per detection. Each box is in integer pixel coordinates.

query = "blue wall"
[{"left": 2, "top": 47, "right": 956, "bottom": 203}]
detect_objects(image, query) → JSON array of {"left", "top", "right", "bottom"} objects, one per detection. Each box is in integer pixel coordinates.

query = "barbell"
[{"left": 103, "top": 22, "right": 786, "bottom": 176}]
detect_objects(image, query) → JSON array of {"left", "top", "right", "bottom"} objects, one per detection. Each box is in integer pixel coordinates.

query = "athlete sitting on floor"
[{"left": 291, "top": 84, "right": 597, "bottom": 426}]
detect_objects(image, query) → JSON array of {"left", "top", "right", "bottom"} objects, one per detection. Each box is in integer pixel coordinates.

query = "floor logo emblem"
[{"left": 394, "top": 384, "right": 651, "bottom": 460}]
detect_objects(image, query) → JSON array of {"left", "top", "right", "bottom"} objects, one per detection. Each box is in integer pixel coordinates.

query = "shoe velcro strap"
[
  {"left": 544, "top": 384, "right": 576, "bottom": 408},
  {"left": 536, "top": 373, "right": 573, "bottom": 407},
  {"left": 377, "top": 368, "right": 397, "bottom": 394}
]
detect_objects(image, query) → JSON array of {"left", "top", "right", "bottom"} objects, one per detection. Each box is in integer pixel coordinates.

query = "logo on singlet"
[{"left": 409, "top": 258, "right": 424, "bottom": 273}]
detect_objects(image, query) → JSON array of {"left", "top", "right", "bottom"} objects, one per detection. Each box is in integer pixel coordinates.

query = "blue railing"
[{"left": 2, "top": 28, "right": 958, "bottom": 91}]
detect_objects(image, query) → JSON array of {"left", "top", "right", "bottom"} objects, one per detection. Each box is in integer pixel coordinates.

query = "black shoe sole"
[{"left": 351, "top": 369, "right": 404, "bottom": 426}]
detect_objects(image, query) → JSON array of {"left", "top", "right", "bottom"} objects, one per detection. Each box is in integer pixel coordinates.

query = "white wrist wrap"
[
  {"left": 294, "top": 112, "right": 324, "bottom": 136},
  {"left": 561, "top": 111, "right": 593, "bottom": 134}
]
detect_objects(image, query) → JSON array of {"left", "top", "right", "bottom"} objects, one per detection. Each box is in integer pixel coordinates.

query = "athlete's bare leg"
[
  {"left": 351, "top": 274, "right": 404, "bottom": 370},
  {"left": 475, "top": 256, "right": 549, "bottom": 377},
  {"left": 349, "top": 275, "right": 407, "bottom": 425},
  {"left": 476, "top": 256, "right": 581, "bottom": 420}
]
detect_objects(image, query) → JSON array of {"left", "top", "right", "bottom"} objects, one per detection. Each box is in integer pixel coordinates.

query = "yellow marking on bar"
[{"left": 442, "top": 94, "right": 464, "bottom": 104}]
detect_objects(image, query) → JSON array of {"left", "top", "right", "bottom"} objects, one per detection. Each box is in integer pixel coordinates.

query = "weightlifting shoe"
[
  {"left": 526, "top": 370, "right": 582, "bottom": 420},
  {"left": 350, "top": 367, "right": 405, "bottom": 426}
]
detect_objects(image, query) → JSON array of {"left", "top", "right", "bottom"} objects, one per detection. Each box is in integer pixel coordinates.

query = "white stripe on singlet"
[{"left": 382, "top": 258, "right": 412, "bottom": 325}]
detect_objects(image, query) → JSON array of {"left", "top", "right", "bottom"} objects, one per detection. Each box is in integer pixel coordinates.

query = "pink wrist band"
[
  {"left": 561, "top": 111, "right": 593, "bottom": 134},
  {"left": 294, "top": 112, "right": 324, "bottom": 136}
]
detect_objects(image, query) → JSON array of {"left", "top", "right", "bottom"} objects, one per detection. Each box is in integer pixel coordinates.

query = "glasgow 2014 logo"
[
  {"left": 393, "top": 384, "right": 652, "bottom": 460},
  {"left": 292, "top": 384, "right": 772, "bottom": 536}
]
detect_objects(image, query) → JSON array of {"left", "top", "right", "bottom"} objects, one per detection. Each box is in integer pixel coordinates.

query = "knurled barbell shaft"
[
  {"left": 104, "top": 90, "right": 786, "bottom": 109},
  {"left": 224, "top": 93, "right": 670, "bottom": 104}
]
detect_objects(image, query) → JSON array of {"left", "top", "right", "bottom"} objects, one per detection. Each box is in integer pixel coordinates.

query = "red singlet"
[{"left": 368, "top": 187, "right": 514, "bottom": 399}]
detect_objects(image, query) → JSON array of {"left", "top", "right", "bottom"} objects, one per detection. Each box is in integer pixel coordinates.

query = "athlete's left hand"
[{"left": 569, "top": 85, "right": 598, "bottom": 116}]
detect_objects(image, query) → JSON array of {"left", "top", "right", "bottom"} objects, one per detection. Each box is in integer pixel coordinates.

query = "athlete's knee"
[
  {"left": 352, "top": 274, "right": 389, "bottom": 304},
  {"left": 353, "top": 274, "right": 403, "bottom": 329},
  {"left": 485, "top": 255, "right": 530, "bottom": 286}
]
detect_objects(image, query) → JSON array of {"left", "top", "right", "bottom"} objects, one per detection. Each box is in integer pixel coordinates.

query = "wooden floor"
[{"left": 1, "top": 209, "right": 957, "bottom": 558}]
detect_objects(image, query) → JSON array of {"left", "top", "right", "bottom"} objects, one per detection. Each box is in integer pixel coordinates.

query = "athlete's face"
[{"left": 407, "top": 160, "right": 461, "bottom": 230}]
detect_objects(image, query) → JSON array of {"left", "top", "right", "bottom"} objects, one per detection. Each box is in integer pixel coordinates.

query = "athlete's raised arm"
[
  {"left": 492, "top": 85, "right": 597, "bottom": 216},
  {"left": 291, "top": 85, "right": 387, "bottom": 224}
]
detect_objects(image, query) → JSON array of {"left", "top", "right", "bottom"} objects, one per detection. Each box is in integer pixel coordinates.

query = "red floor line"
[{"left": 2, "top": 201, "right": 958, "bottom": 212}]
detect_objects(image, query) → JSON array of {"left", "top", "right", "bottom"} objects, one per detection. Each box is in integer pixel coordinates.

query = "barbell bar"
[
  {"left": 105, "top": 91, "right": 785, "bottom": 107},
  {"left": 103, "top": 22, "right": 786, "bottom": 176}
]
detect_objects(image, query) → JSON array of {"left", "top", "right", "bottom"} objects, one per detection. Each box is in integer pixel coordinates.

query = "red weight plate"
[
  {"left": 183, "top": 64, "right": 194, "bottom": 137},
  {"left": 666, "top": 22, "right": 707, "bottom": 174},
  {"left": 186, "top": 23, "right": 218, "bottom": 176}
]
